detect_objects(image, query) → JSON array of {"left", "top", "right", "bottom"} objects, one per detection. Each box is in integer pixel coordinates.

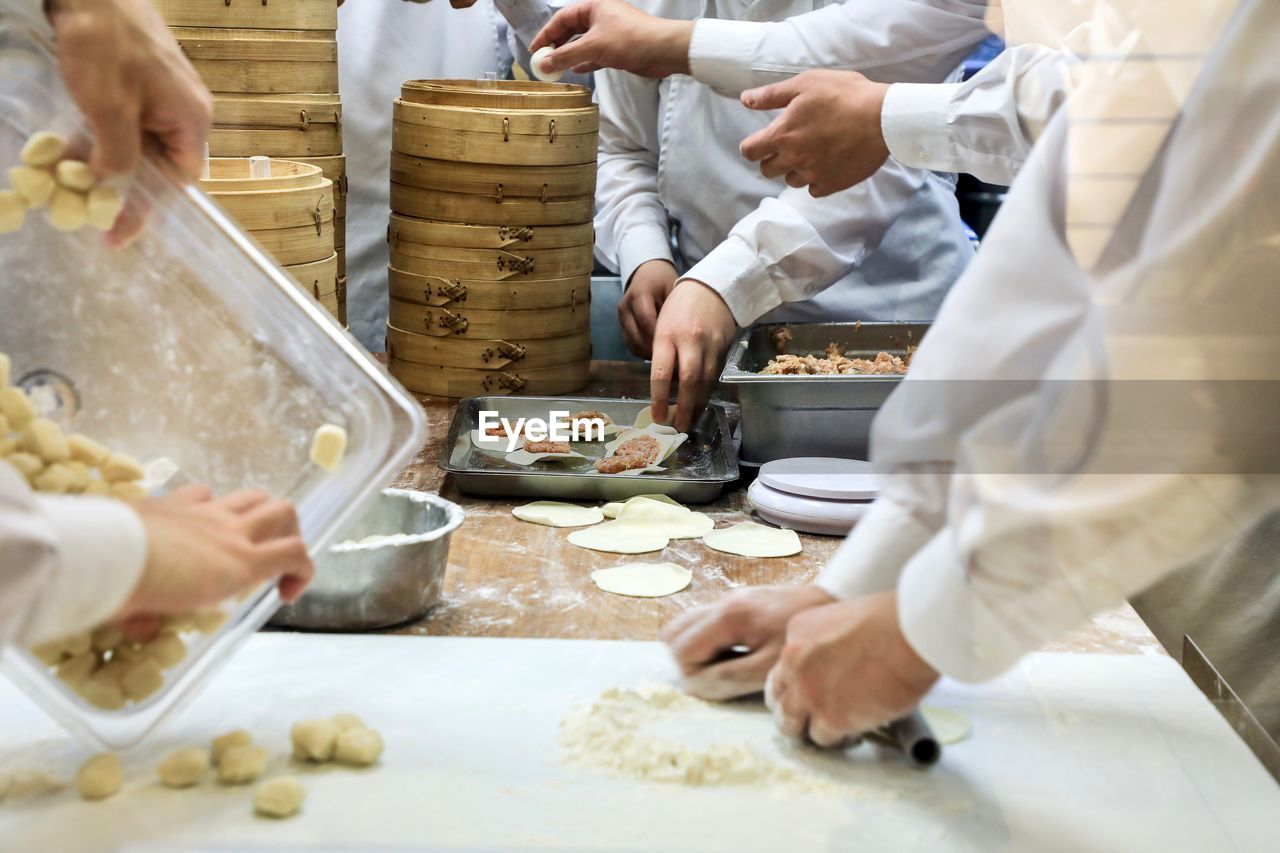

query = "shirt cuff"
[
  {"left": 681, "top": 236, "right": 777, "bottom": 326},
  {"left": 881, "top": 82, "right": 964, "bottom": 173},
  {"left": 617, "top": 224, "right": 675, "bottom": 288},
  {"left": 815, "top": 498, "right": 936, "bottom": 601},
  {"left": 23, "top": 495, "right": 148, "bottom": 646},
  {"left": 687, "top": 18, "right": 765, "bottom": 97},
  {"left": 896, "top": 532, "right": 1027, "bottom": 684}
]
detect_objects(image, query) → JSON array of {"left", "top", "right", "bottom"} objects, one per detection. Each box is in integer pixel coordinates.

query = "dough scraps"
[
  {"left": 512, "top": 501, "right": 605, "bottom": 528},
  {"left": 601, "top": 494, "right": 683, "bottom": 518},
  {"left": 591, "top": 562, "right": 692, "bottom": 598},
  {"left": 617, "top": 497, "right": 714, "bottom": 539},
  {"left": 702, "top": 521, "right": 802, "bottom": 558},
  {"left": 567, "top": 519, "right": 670, "bottom": 554}
]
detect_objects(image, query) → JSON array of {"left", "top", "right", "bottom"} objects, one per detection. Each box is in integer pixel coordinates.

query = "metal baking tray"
[
  {"left": 438, "top": 396, "right": 738, "bottom": 503},
  {"left": 720, "top": 322, "right": 929, "bottom": 463}
]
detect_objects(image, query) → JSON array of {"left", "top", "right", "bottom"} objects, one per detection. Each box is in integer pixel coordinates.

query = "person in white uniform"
[{"left": 1, "top": 0, "right": 313, "bottom": 647}]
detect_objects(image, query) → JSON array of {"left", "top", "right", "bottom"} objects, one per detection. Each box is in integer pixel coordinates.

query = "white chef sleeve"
[
  {"left": 681, "top": 158, "right": 925, "bottom": 325},
  {"left": 687, "top": 0, "right": 991, "bottom": 96},
  {"left": 881, "top": 42, "right": 1074, "bottom": 186},
  {"left": 592, "top": 67, "right": 674, "bottom": 285},
  {"left": 0, "top": 463, "right": 148, "bottom": 648}
]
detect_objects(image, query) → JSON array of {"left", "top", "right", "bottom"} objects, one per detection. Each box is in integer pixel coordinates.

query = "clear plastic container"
[{"left": 0, "top": 14, "right": 426, "bottom": 749}]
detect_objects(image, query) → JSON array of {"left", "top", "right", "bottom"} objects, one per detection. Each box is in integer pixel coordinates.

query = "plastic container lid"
[
  {"left": 758, "top": 457, "right": 878, "bottom": 501},
  {"left": 0, "top": 18, "right": 426, "bottom": 750}
]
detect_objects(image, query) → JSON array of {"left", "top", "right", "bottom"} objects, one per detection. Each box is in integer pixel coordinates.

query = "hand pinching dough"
[
  {"left": 310, "top": 424, "right": 348, "bottom": 471},
  {"left": 512, "top": 501, "right": 604, "bottom": 528},
  {"left": 291, "top": 719, "right": 340, "bottom": 762},
  {"left": 157, "top": 747, "right": 209, "bottom": 788},
  {"left": 702, "top": 521, "right": 802, "bottom": 558},
  {"left": 254, "top": 776, "right": 305, "bottom": 818},
  {"left": 567, "top": 518, "right": 670, "bottom": 555},
  {"left": 334, "top": 728, "right": 384, "bottom": 767},
  {"left": 218, "top": 745, "right": 269, "bottom": 785},
  {"left": 591, "top": 562, "right": 693, "bottom": 598},
  {"left": 75, "top": 753, "right": 123, "bottom": 801}
]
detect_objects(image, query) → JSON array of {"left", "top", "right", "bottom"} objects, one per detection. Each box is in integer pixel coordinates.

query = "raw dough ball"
[
  {"left": 145, "top": 631, "right": 187, "bottom": 668},
  {"left": 0, "top": 386, "right": 36, "bottom": 430},
  {"left": 55, "top": 159, "right": 96, "bottom": 192},
  {"left": 218, "top": 745, "right": 268, "bottom": 785},
  {"left": 331, "top": 713, "right": 365, "bottom": 732},
  {"left": 512, "top": 501, "right": 604, "bottom": 528},
  {"left": 334, "top": 728, "right": 383, "bottom": 767},
  {"left": 211, "top": 729, "right": 253, "bottom": 765},
  {"left": 121, "top": 659, "right": 165, "bottom": 701},
  {"left": 86, "top": 185, "right": 124, "bottom": 231},
  {"left": 20, "top": 418, "right": 70, "bottom": 463},
  {"left": 530, "top": 46, "right": 564, "bottom": 82},
  {"left": 702, "top": 521, "right": 802, "bottom": 558},
  {"left": 157, "top": 746, "right": 209, "bottom": 788},
  {"left": 922, "top": 707, "right": 973, "bottom": 745},
  {"left": 5, "top": 451, "right": 42, "bottom": 479},
  {"left": 617, "top": 497, "right": 714, "bottom": 539},
  {"left": 33, "top": 463, "right": 77, "bottom": 494},
  {"left": 0, "top": 188, "right": 26, "bottom": 234},
  {"left": 68, "top": 433, "right": 110, "bottom": 466},
  {"left": 21, "top": 131, "right": 66, "bottom": 167},
  {"left": 79, "top": 673, "right": 126, "bottom": 710},
  {"left": 48, "top": 187, "right": 87, "bottom": 231},
  {"left": 56, "top": 650, "right": 98, "bottom": 688},
  {"left": 254, "top": 776, "right": 304, "bottom": 818},
  {"left": 567, "top": 518, "right": 670, "bottom": 554},
  {"left": 310, "top": 423, "right": 348, "bottom": 471},
  {"left": 601, "top": 493, "right": 682, "bottom": 518},
  {"left": 591, "top": 562, "right": 692, "bottom": 598},
  {"left": 101, "top": 452, "right": 144, "bottom": 482},
  {"left": 8, "top": 165, "right": 56, "bottom": 207},
  {"left": 75, "top": 753, "right": 122, "bottom": 801},
  {"left": 291, "top": 718, "right": 340, "bottom": 762}
]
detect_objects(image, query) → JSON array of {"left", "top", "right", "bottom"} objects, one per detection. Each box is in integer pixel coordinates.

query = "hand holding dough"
[
  {"left": 512, "top": 501, "right": 604, "bottom": 528},
  {"left": 591, "top": 562, "right": 692, "bottom": 598},
  {"left": 702, "top": 521, "right": 802, "bottom": 558}
]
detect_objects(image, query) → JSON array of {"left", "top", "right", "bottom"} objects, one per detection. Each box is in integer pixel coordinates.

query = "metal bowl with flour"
[{"left": 273, "top": 489, "right": 465, "bottom": 630}]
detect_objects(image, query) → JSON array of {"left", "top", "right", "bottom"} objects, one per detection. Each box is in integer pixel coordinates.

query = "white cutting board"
[{"left": 0, "top": 635, "right": 1276, "bottom": 852}]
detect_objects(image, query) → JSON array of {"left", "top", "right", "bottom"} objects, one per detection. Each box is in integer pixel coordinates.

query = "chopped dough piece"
[
  {"left": 254, "top": 776, "right": 304, "bottom": 818},
  {"left": 79, "top": 674, "right": 126, "bottom": 710},
  {"left": 9, "top": 165, "right": 56, "bottom": 207},
  {"left": 21, "top": 131, "right": 66, "bottom": 166},
  {"left": 48, "top": 187, "right": 87, "bottom": 231},
  {"left": 922, "top": 707, "right": 973, "bottom": 746},
  {"left": 332, "top": 713, "right": 365, "bottom": 732},
  {"left": 0, "top": 188, "right": 26, "bottom": 233},
  {"left": 601, "top": 493, "right": 683, "bottom": 518},
  {"left": 5, "top": 452, "right": 42, "bottom": 479},
  {"left": 512, "top": 501, "right": 604, "bottom": 528},
  {"left": 68, "top": 433, "right": 110, "bottom": 466},
  {"left": 211, "top": 729, "right": 253, "bottom": 766},
  {"left": 101, "top": 452, "right": 144, "bottom": 482},
  {"left": 55, "top": 160, "right": 96, "bottom": 192},
  {"left": 334, "top": 728, "right": 384, "bottom": 767},
  {"left": 567, "top": 518, "right": 670, "bottom": 555},
  {"left": 291, "top": 719, "right": 340, "bottom": 762},
  {"left": 86, "top": 185, "right": 124, "bottom": 231},
  {"left": 218, "top": 745, "right": 268, "bottom": 785},
  {"left": 702, "top": 521, "right": 802, "bottom": 558},
  {"left": 121, "top": 659, "right": 165, "bottom": 701},
  {"left": 591, "top": 562, "right": 693, "bottom": 598},
  {"left": 144, "top": 631, "right": 187, "bottom": 668},
  {"left": 310, "top": 423, "right": 347, "bottom": 471},
  {"left": 0, "top": 386, "right": 36, "bottom": 429},
  {"left": 157, "top": 747, "right": 209, "bottom": 788},
  {"left": 617, "top": 497, "right": 714, "bottom": 539},
  {"left": 33, "top": 463, "right": 77, "bottom": 493},
  {"left": 20, "top": 418, "right": 70, "bottom": 463},
  {"left": 75, "top": 753, "right": 122, "bottom": 801},
  {"left": 56, "top": 650, "right": 98, "bottom": 688}
]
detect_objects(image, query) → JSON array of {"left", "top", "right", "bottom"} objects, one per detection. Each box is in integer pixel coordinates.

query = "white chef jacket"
[
  {"left": 337, "top": 0, "right": 507, "bottom": 350},
  {"left": 816, "top": 0, "right": 1275, "bottom": 683},
  {"left": 596, "top": 0, "right": 973, "bottom": 327}
]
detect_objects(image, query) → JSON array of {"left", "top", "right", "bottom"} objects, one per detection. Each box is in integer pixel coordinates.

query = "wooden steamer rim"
[
  {"left": 388, "top": 298, "right": 589, "bottom": 341},
  {"left": 400, "top": 79, "right": 592, "bottom": 110},
  {"left": 154, "top": 0, "right": 338, "bottom": 31},
  {"left": 208, "top": 125, "right": 342, "bottom": 157},
  {"left": 390, "top": 182, "right": 592, "bottom": 227},
  {"left": 389, "top": 242, "right": 593, "bottom": 281},
  {"left": 388, "top": 215, "right": 592, "bottom": 251},
  {"left": 393, "top": 99, "right": 598, "bottom": 138},
  {"left": 391, "top": 120, "right": 596, "bottom": 168},
  {"left": 387, "top": 324, "right": 591, "bottom": 371},
  {"left": 202, "top": 166, "right": 335, "bottom": 232},
  {"left": 174, "top": 30, "right": 337, "bottom": 62},
  {"left": 200, "top": 157, "right": 322, "bottom": 190},
  {"left": 389, "top": 357, "right": 591, "bottom": 399},
  {"left": 388, "top": 266, "right": 590, "bottom": 310},
  {"left": 390, "top": 152, "right": 596, "bottom": 201}
]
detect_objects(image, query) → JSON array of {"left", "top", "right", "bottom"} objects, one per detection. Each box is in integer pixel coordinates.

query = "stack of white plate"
[{"left": 747, "top": 457, "right": 878, "bottom": 536}]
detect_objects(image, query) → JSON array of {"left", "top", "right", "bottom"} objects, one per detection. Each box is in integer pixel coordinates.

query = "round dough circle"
[
  {"left": 591, "top": 562, "right": 692, "bottom": 598},
  {"left": 702, "top": 521, "right": 802, "bottom": 558},
  {"left": 601, "top": 494, "right": 683, "bottom": 518},
  {"left": 567, "top": 519, "right": 670, "bottom": 554},
  {"left": 617, "top": 497, "right": 714, "bottom": 539},
  {"left": 512, "top": 501, "right": 604, "bottom": 528},
  {"left": 531, "top": 46, "right": 565, "bottom": 82}
]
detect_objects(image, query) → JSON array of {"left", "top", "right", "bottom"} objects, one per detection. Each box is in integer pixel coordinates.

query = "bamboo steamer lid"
[
  {"left": 174, "top": 28, "right": 337, "bottom": 62},
  {"left": 388, "top": 214, "right": 592, "bottom": 252},
  {"left": 154, "top": 0, "right": 337, "bottom": 31},
  {"left": 212, "top": 93, "right": 341, "bottom": 129},
  {"left": 389, "top": 356, "right": 591, "bottom": 398},
  {"left": 208, "top": 125, "right": 342, "bottom": 157},
  {"left": 191, "top": 59, "right": 338, "bottom": 95},
  {"left": 388, "top": 298, "right": 589, "bottom": 340},
  {"left": 202, "top": 164, "right": 334, "bottom": 232},
  {"left": 392, "top": 116, "right": 596, "bottom": 168},
  {"left": 390, "top": 182, "right": 592, "bottom": 227},
  {"left": 388, "top": 267, "right": 589, "bottom": 310},
  {"left": 387, "top": 324, "right": 591, "bottom": 371},
  {"left": 400, "top": 79, "right": 592, "bottom": 110},
  {"left": 283, "top": 252, "right": 338, "bottom": 299},
  {"left": 390, "top": 152, "right": 595, "bottom": 201},
  {"left": 390, "top": 241, "right": 592, "bottom": 281},
  {"left": 251, "top": 217, "right": 335, "bottom": 266}
]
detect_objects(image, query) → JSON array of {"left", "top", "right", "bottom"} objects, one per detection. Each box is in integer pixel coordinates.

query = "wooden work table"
[{"left": 383, "top": 361, "right": 1164, "bottom": 657}]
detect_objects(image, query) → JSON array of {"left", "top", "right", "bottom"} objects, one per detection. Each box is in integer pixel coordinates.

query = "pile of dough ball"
[
  {"left": 292, "top": 713, "right": 384, "bottom": 768},
  {"left": 1, "top": 131, "right": 124, "bottom": 235}
]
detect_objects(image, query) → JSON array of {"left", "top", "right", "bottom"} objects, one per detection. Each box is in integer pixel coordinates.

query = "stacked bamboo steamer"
[
  {"left": 199, "top": 158, "right": 340, "bottom": 319},
  {"left": 155, "top": 0, "right": 348, "bottom": 324},
  {"left": 386, "top": 79, "right": 598, "bottom": 398}
]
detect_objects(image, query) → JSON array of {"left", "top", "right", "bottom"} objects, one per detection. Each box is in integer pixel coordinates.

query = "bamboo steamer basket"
[
  {"left": 212, "top": 92, "right": 341, "bottom": 129},
  {"left": 254, "top": 217, "right": 335, "bottom": 265},
  {"left": 154, "top": 0, "right": 338, "bottom": 31},
  {"left": 390, "top": 182, "right": 592, "bottom": 227},
  {"left": 201, "top": 160, "right": 334, "bottom": 232},
  {"left": 391, "top": 115, "right": 596, "bottom": 168},
  {"left": 389, "top": 152, "right": 595, "bottom": 200},
  {"left": 401, "top": 79, "right": 593, "bottom": 110},
  {"left": 283, "top": 252, "right": 338, "bottom": 299},
  {"left": 208, "top": 125, "right": 342, "bottom": 157},
  {"left": 387, "top": 214, "right": 592, "bottom": 252},
  {"left": 389, "top": 356, "right": 590, "bottom": 398},
  {"left": 174, "top": 27, "right": 337, "bottom": 62},
  {"left": 388, "top": 267, "right": 589, "bottom": 311},
  {"left": 388, "top": 298, "right": 589, "bottom": 341},
  {"left": 192, "top": 59, "right": 338, "bottom": 95},
  {"left": 387, "top": 324, "right": 591, "bottom": 371},
  {"left": 389, "top": 241, "right": 592, "bottom": 281}
]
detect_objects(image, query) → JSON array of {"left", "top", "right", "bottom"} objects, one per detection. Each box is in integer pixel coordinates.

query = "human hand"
[
  {"left": 531, "top": 0, "right": 693, "bottom": 78},
  {"left": 661, "top": 585, "right": 835, "bottom": 701},
  {"left": 118, "top": 484, "right": 313, "bottom": 623},
  {"left": 739, "top": 71, "right": 891, "bottom": 198},
  {"left": 765, "top": 591, "right": 939, "bottom": 748},
  {"left": 619, "top": 260, "right": 677, "bottom": 359},
  {"left": 649, "top": 280, "right": 737, "bottom": 432}
]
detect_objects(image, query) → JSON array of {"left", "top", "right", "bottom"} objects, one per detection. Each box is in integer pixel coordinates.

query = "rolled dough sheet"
[
  {"left": 922, "top": 707, "right": 972, "bottom": 745},
  {"left": 568, "top": 519, "right": 670, "bottom": 554},
  {"left": 702, "top": 521, "right": 802, "bottom": 558},
  {"left": 512, "top": 501, "right": 605, "bottom": 528},
  {"left": 632, "top": 405, "right": 675, "bottom": 431},
  {"left": 468, "top": 428, "right": 513, "bottom": 458},
  {"left": 618, "top": 497, "right": 714, "bottom": 540},
  {"left": 505, "top": 448, "right": 587, "bottom": 466},
  {"left": 591, "top": 563, "right": 692, "bottom": 598},
  {"left": 602, "top": 494, "right": 683, "bottom": 518}
]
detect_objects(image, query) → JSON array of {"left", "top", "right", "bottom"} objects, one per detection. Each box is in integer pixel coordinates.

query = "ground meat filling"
[
  {"left": 761, "top": 343, "right": 910, "bottom": 376},
  {"left": 594, "top": 433, "right": 662, "bottom": 474},
  {"left": 524, "top": 439, "right": 571, "bottom": 455},
  {"left": 485, "top": 424, "right": 520, "bottom": 438},
  {"left": 567, "top": 410, "right": 612, "bottom": 437}
]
